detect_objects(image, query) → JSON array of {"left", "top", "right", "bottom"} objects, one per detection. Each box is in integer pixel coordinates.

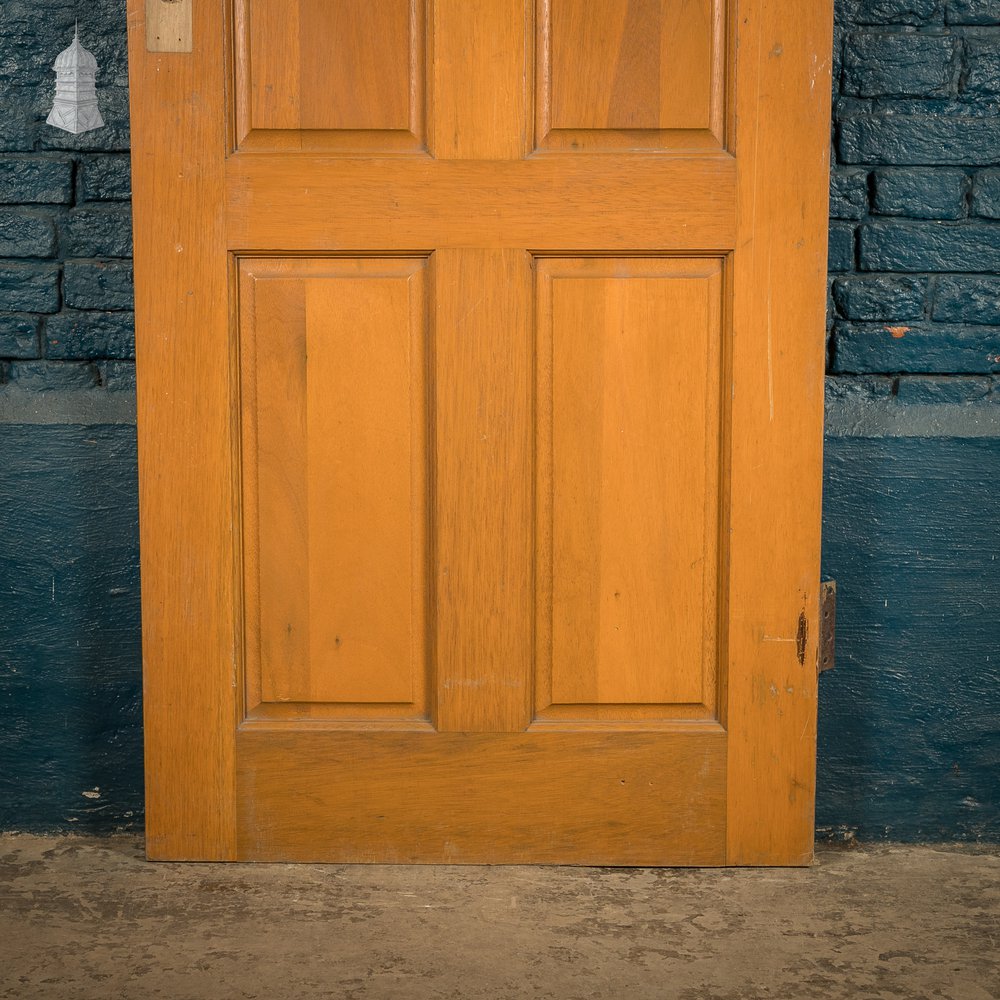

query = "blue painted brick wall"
[
  {"left": 0, "top": 0, "right": 133, "bottom": 375},
  {"left": 1, "top": 0, "right": 998, "bottom": 840},
  {"left": 0, "top": 0, "right": 141, "bottom": 833},
  {"left": 821, "top": 0, "right": 1000, "bottom": 841},
  {"left": 831, "top": 0, "right": 1000, "bottom": 375}
]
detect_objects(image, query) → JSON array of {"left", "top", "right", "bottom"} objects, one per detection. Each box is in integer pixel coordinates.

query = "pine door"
[{"left": 128, "top": 0, "right": 833, "bottom": 864}]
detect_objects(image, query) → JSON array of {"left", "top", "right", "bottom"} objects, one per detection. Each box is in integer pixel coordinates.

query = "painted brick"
[
  {"left": 0, "top": 423, "right": 142, "bottom": 834},
  {"left": 833, "top": 275, "right": 927, "bottom": 320},
  {"left": 61, "top": 207, "right": 133, "bottom": 258},
  {"left": 830, "top": 168, "right": 870, "bottom": 220},
  {"left": 833, "top": 26, "right": 845, "bottom": 92},
  {"left": 860, "top": 221, "right": 1000, "bottom": 272},
  {"left": 820, "top": 435, "right": 1000, "bottom": 842},
  {"left": 0, "top": 1, "right": 135, "bottom": 80},
  {"left": 894, "top": 374, "right": 994, "bottom": 402},
  {"left": 0, "top": 87, "right": 39, "bottom": 153},
  {"left": 0, "top": 212, "right": 57, "bottom": 258},
  {"left": 825, "top": 373, "right": 897, "bottom": 401},
  {"left": 78, "top": 156, "right": 131, "bottom": 202},
  {"left": 965, "top": 36, "right": 1000, "bottom": 98},
  {"left": 63, "top": 260, "right": 134, "bottom": 311},
  {"left": 851, "top": 0, "right": 942, "bottom": 25},
  {"left": 0, "top": 314, "right": 40, "bottom": 358},
  {"left": 971, "top": 169, "right": 1000, "bottom": 219},
  {"left": 839, "top": 115, "right": 1000, "bottom": 165},
  {"left": 0, "top": 159, "right": 73, "bottom": 205},
  {"left": 829, "top": 224, "right": 856, "bottom": 272},
  {"left": 932, "top": 276, "right": 1000, "bottom": 324},
  {"left": 0, "top": 264, "right": 60, "bottom": 313},
  {"left": 872, "top": 168, "right": 968, "bottom": 219},
  {"left": 0, "top": 0, "right": 130, "bottom": 150},
  {"left": 946, "top": 0, "right": 1000, "bottom": 23},
  {"left": 5, "top": 360, "right": 101, "bottom": 390},
  {"left": 96, "top": 359, "right": 137, "bottom": 390},
  {"left": 45, "top": 311, "right": 135, "bottom": 360},
  {"left": 832, "top": 321, "right": 1000, "bottom": 372},
  {"left": 1, "top": 6, "right": 76, "bottom": 89},
  {"left": 843, "top": 32, "right": 957, "bottom": 97}
]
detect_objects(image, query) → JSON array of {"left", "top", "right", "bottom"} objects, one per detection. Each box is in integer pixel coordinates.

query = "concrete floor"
[{"left": 0, "top": 837, "right": 997, "bottom": 1000}]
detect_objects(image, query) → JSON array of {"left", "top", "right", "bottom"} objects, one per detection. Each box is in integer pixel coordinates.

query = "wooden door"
[{"left": 128, "top": 0, "right": 833, "bottom": 864}]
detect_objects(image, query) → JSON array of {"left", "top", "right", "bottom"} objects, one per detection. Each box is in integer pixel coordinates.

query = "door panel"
[
  {"left": 536, "top": 258, "right": 721, "bottom": 715},
  {"left": 128, "top": 0, "right": 833, "bottom": 864},
  {"left": 233, "top": 0, "right": 426, "bottom": 152},
  {"left": 537, "top": 0, "right": 726, "bottom": 150},
  {"left": 237, "top": 730, "right": 727, "bottom": 864},
  {"left": 239, "top": 258, "right": 429, "bottom": 718}
]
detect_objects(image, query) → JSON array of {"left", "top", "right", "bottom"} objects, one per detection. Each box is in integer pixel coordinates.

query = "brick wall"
[
  {"left": 819, "top": 0, "right": 1000, "bottom": 841},
  {"left": 0, "top": 0, "right": 143, "bottom": 832},
  {"left": 0, "top": 0, "right": 133, "bottom": 391},
  {"left": 3, "top": 1, "right": 997, "bottom": 391},
  {"left": 829, "top": 0, "right": 1000, "bottom": 385}
]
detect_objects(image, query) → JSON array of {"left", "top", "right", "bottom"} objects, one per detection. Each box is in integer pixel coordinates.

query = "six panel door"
[{"left": 128, "top": 0, "right": 833, "bottom": 864}]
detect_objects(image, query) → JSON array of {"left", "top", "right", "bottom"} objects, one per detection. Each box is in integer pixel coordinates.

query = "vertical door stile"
[
  {"left": 128, "top": 0, "right": 238, "bottom": 860},
  {"left": 725, "top": 0, "right": 833, "bottom": 864}
]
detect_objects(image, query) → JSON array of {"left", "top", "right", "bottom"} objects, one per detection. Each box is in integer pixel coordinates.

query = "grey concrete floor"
[{"left": 0, "top": 837, "right": 997, "bottom": 1000}]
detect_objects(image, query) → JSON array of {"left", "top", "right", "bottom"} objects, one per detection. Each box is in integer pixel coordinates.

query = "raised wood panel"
[
  {"left": 236, "top": 728, "right": 728, "bottom": 864},
  {"left": 535, "top": 258, "right": 722, "bottom": 722},
  {"left": 537, "top": 0, "right": 726, "bottom": 151},
  {"left": 233, "top": 0, "right": 425, "bottom": 152},
  {"left": 239, "top": 258, "right": 429, "bottom": 721}
]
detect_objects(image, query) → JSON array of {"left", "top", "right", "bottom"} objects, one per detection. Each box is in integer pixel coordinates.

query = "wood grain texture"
[
  {"left": 236, "top": 728, "right": 727, "bottom": 864},
  {"left": 548, "top": 0, "right": 713, "bottom": 128},
  {"left": 233, "top": 0, "right": 425, "bottom": 152},
  {"left": 433, "top": 250, "right": 533, "bottom": 734},
  {"left": 145, "top": 0, "right": 192, "bottom": 53},
  {"left": 724, "top": 0, "right": 833, "bottom": 865},
  {"left": 239, "top": 271, "right": 308, "bottom": 708},
  {"left": 128, "top": 0, "right": 237, "bottom": 860},
  {"left": 238, "top": 259, "right": 429, "bottom": 716},
  {"left": 240, "top": 0, "right": 299, "bottom": 132},
  {"left": 130, "top": 0, "right": 832, "bottom": 864},
  {"left": 299, "top": 0, "right": 411, "bottom": 130},
  {"left": 226, "top": 155, "right": 736, "bottom": 251},
  {"left": 431, "top": 0, "right": 529, "bottom": 158},
  {"left": 535, "top": 258, "right": 722, "bottom": 714},
  {"left": 537, "top": 0, "right": 726, "bottom": 151}
]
